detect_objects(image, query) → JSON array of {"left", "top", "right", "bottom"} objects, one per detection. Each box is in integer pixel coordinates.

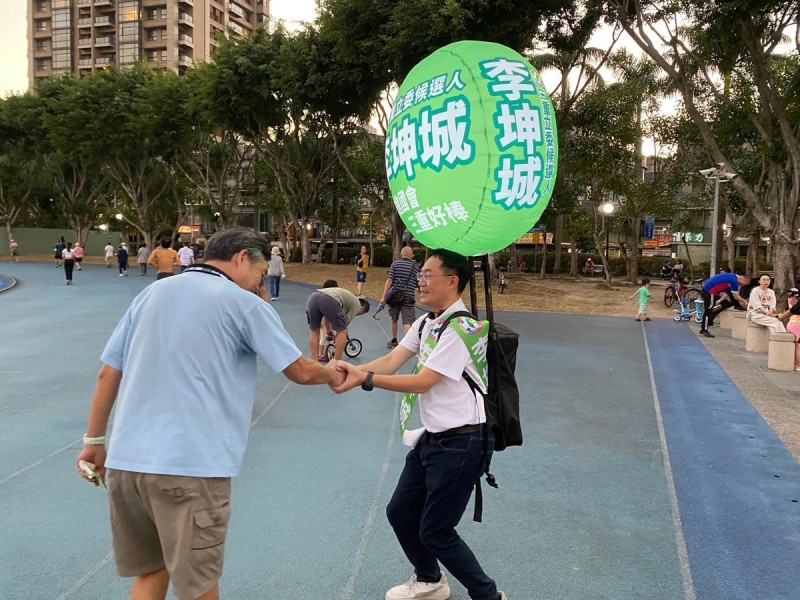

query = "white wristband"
[{"left": 83, "top": 434, "right": 106, "bottom": 446}]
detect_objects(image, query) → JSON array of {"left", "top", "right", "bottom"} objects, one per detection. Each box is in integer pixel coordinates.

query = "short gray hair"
[{"left": 204, "top": 227, "right": 271, "bottom": 263}]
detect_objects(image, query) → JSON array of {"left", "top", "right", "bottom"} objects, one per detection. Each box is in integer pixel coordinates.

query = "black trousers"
[{"left": 64, "top": 259, "right": 74, "bottom": 282}]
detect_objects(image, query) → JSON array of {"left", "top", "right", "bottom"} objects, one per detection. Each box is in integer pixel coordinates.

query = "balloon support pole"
[{"left": 469, "top": 255, "right": 494, "bottom": 324}]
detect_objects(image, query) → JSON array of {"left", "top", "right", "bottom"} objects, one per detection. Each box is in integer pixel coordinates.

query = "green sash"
[{"left": 399, "top": 313, "right": 490, "bottom": 437}]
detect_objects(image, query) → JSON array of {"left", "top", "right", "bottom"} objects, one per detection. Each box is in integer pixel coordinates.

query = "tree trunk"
[
  {"left": 772, "top": 238, "right": 796, "bottom": 297},
  {"left": 593, "top": 231, "right": 612, "bottom": 287},
  {"left": 726, "top": 222, "right": 736, "bottom": 272},
  {"left": 553, "top": 213, "right": 564, "bottom": 273},
  {"left": 391, "top": 211, "right": 404, "bottom": 260},
  {"left": 538, "top": 234, "right": 547, "bottom": 279},
  {"left": 681, "top": 236, "right": 694, "bottom": 281},
  {"left": 300, "top": 227, "right": 312, "bottom": 264},
  {"left": 569, "top": 234, "right": 578, "bottom": 276},
  {"left": 629, "top": 217, "right": 641, "bottom": 283}
]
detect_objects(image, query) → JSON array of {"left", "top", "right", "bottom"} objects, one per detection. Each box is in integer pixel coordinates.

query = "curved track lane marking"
[
  {"left": 55, "top": 551, "right": 115, "bottom": 600},
  {"left": 642, "top": 323, "right": 697, "bottom": 600},
  {"left": 0, "top": 439, "right": 78, "bottom": 486}
]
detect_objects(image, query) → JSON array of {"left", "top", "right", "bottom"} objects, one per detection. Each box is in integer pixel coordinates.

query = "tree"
[
  {"left": 607, "top": 0, "right": 800, "bottom": 295},
  {"left": 0, "top": 94, "right": 52, "bottom": 240}
]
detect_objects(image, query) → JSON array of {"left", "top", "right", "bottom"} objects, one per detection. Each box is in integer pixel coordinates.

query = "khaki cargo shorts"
[{"left": 108, "top": 470, "right": 232, "bottom": 600}]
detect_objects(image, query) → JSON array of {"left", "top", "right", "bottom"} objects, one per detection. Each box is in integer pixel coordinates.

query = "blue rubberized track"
[{"left": 1, "top": 262, "right": 799, "bottom": 599}]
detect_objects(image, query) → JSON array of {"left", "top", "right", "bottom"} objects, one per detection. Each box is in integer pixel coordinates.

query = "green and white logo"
[{"left": 386, "top": 41, "right": 558, "bottom": 256}]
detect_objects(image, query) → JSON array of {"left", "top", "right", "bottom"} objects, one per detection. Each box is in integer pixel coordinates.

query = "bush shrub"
[{"left": 372, "top": 245, "right": 393, "bottom": 267}]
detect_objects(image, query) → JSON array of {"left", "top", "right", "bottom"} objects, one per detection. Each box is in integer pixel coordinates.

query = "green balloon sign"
[{"left": 385, "top": 41, "right": 558, "bottom": 256}]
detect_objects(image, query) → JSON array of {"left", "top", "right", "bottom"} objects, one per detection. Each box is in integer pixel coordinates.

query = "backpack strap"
[{"left": 430, "top": 310, "right": 498, "bottom": 523}]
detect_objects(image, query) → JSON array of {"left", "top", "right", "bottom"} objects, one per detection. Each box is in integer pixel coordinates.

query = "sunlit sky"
[{"left": 0, "top": 0, "right": 318, "bottom": 97}]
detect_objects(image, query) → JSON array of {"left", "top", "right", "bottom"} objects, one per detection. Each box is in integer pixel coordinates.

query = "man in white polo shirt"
[
  {"left": 332, "top": 249, "right": 507, "bottom": 600},
  {"left": 77, "top": 227, "right": 345, "bottom": 600},
  {"left": 177, "top": 240, "right": 195, "bottom": 272}
]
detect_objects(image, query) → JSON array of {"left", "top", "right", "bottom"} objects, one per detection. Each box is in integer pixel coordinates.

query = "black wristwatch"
[{"left": 361, "top": 371, "right": 375, "bottom": 392}]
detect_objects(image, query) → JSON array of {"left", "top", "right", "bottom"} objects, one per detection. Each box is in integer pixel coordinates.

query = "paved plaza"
[{"left": 1, "top": 261, "right": 799, "bottom": 600}]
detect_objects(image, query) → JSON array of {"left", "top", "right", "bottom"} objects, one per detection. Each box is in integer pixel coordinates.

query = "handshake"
[{"left": 325, "top": 359, "right": 368, "bottom": 394}]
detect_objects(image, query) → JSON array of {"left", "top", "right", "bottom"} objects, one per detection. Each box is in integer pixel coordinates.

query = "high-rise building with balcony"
[{"left": 28, "top": 0, "right": 271, "bottom": 88}]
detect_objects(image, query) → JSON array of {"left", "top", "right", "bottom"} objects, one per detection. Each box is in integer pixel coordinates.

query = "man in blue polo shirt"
[
  {"left": 699, "top": 272, "right": 751, "bottom": 337},
  {"left": 76, "top": 227, "right": 344, "bottom": 600}
]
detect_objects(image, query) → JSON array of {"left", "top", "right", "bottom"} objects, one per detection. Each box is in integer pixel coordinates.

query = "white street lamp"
[
  {"left": 600, "top": 202, "right": 615, "bottom": 260},
  {"left": 699, "top": 163, "right": 737, "bottom": 275}
]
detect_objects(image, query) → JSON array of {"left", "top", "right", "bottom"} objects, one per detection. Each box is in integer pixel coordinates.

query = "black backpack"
[{"left": 421, "top": 310, "right": 522, "bottom": 520}]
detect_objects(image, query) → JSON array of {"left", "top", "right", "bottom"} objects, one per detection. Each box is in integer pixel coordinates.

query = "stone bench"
[
  {"left": 719, "top": 310, "right": 734, "bottom": 330},
  {"left": 745, "top": 320, "right": 770, "bottom": 353},
  {"left": 732, "top": 311, "right": 748, "bottom": 340},
  {"left": 768, "top": 332, "right": 796, "bottom": 372}
]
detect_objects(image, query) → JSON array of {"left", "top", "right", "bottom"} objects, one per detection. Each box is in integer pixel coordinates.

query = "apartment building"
[{"left": 28, "top": 0, "right": 270, "bottom": 88}]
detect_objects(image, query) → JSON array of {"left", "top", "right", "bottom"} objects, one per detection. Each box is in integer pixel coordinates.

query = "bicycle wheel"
[
  {"left": 325, "top": 343, "right": 336, "bottom": 361},
  {"left": 674, "top": 312, "right": 682, "bottom": 322},
  {"left": 345, "top": 338, "right": 363, "bottom": 358},
  {"left": 499, "top": 282, "right": 507, "bottom": 294},
  {"left": 664, "top": 287, "right": 677, "bottom": 308},
  {"left": 683, "top": 288, "right": 702, "bottom": 306}
]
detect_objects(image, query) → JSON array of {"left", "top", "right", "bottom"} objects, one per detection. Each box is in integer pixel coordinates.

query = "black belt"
[{"left": 429, "top": 424, "right": 483, "bottom": 439}]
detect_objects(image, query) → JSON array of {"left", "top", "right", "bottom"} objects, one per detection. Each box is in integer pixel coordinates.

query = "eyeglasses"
[{"left": 417, "top": 272, "right": 454, "bottom": 283}]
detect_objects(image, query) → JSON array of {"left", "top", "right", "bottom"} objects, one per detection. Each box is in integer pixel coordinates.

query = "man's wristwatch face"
[{"left": 361, "top": 371, "right": 374, "bottom": 391}]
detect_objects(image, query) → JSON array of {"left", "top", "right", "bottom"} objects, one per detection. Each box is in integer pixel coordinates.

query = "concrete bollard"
[
  {"left": 746, "top": 321, "right": 770, "bottom": 353},
  {"left": 719, "top": 310, "right": 734, "bottom": 330},
  {"left": 732, "top": 311, "right": 748, "bottom": 340},
  {"left": 768, "top": 332, "right": 796, "bottom": 371}
]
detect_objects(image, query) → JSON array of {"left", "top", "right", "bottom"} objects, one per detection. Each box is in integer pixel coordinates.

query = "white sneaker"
[{"left": 386, "top": 573, "right": 450, "bottom": 600}]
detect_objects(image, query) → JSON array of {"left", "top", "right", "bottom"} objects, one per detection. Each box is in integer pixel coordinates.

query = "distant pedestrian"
[
  {"left": 177, "top": 241, "right": 195, "bottom": 273},
  {"left": 54, "top": 239, "right": 64, "bottom": 268},
  {"left": 355, "top": 245, "right": 369, "bottom": 297},
  {"left": 630, "top": 278, "right": 651, "bottom": 321},
  {"left": 9, "top": 239, "right": 19, "bottom": 263},
  {"left": 137, "top": 243, "right": 150, "bottom": 276},
  {"left": 104, "top": 242, "right": 114, "bottom": 268},
  {"left": 73, "top": 243, "right": 84, "bottom": 270},
  {"left": 118, "top": 243, "right": 129, "bottom": 277},
  {"left": 62, "top": 242, "right": 75, "bottom": 285},
  {"left": 266, "top": 246, "right": 286, "bottom": 301},
  {"left": 147, "top": 237, "right": 180, "bottom": 280},
  {"left": 380, "top": 246, "right": 420, "bottom": 348}
]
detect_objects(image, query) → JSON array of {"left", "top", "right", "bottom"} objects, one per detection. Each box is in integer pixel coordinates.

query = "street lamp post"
[
  {"left": 600, "top": 202, "right": 615, "bottom": 260},
  {"left": 699, "top": 164, "right": 737, "bottom": 276}
]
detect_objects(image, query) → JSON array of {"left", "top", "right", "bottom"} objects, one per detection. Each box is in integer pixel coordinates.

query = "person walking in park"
[
  {"left": 73, "top": 243, "right": 84, "bottom": 271},
  {"left": 699, "top": 272, "right": 751, "bottom": 337},
  {"left": 747, "top": 274, "right": 786, "bottom": 333},
  {"left": 9, "top": 238, "right": 19, "bottom": 263},
  {"left": 117, "top": 243, "right": 129, "bottom": 277},
  {"left": 177, "top": 241, "right": 195, "bottom": 273},
  {"left": 76, "top": 227, "right": 346, "bottom": 600},
  {"left": 630, "top": 278, "right": 651, "bottom": 321},
  {"left": 136, "top": 243, "right": 150, "bottom": 276},
  {"left": 147, "top": 237, "right": 180, "bottom": 280},
  {"left": 104, "top": 241, "right": 115, "bottom": 268},
  {"left": 380, "top": 246, "right": 420, "bottom": 348},
  {"left": 306, "top": 286, "right": 369, "bottom": 362},
  {"left": 331, "top": 249, "right": 507, "bottom": 600},
  {"left": 355, "top": 245, "right": 369, "bottom": 297},
  {"left": 54, "top": 239, "right": 64, "bottom": 268},
  {"left": 62, "top": 242, "right": 75, "bottom": 285},
  {"left": 266, "top": 246, "right": 286, "bottom": 301}
]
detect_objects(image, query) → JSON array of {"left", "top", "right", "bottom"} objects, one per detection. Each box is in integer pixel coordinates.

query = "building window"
[
  {"left": 37, "top": 58, "right": 49, "bottom": 71},
  {"left": 52, "top": 48, "right": 71, "bottom": 70},
  {"left": 36, "top": 39, "right": 48, "bottom": 51},
  {"left": 119, "top": 21, "right": 140, "bottom": 43},
  {"left": 36, "top": 20, "right": 48, "bottom": 32},
  {"left": 35, "top": 1, "right": 47, "bottom": 12},
  {"left": 119, "top": 43, "right": 139, "bottom": 65},
  {"left": 119, "top": 1, "right": 140, "bottom": 22},
  {"left": 146, "top": 49, "right": 158, "bottom": 62},
  {"left": 52, "top": 8, "right": 71, "bottom": 28},
  {"left": 52, "top": 30, "right": 71, "bottom": 48}
]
